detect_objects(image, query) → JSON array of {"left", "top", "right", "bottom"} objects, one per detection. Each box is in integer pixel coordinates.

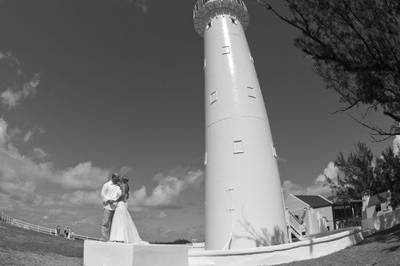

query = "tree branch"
[
  {"left": 348, "top": 114, "right": 396, "bottom": 142},
  {"left": 383, "top": 111, "right": 400, "bottom": 122},
  {"left": 331, "top": 99, "right": 360, "bottom": 114}
]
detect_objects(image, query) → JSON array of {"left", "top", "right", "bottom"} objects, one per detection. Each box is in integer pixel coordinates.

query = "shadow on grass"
[
  {"left": 357, "top": 224, "right": 400, "bottom": 253},
  {"left": 382, "top": 244, "right": 400, "bottom": 252}
]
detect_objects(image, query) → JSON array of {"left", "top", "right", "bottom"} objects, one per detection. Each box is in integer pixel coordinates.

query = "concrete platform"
[
  {"left": 188, "top": 228, "right": 364, "bottom": 266},
  {"left": 84, "top": 240, "right": 188, "bottom": 266}
]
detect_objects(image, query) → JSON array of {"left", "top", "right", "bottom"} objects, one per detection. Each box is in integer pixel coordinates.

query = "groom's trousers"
[{"left": 101, "top": 209, "right": 114, "bottom": 240}]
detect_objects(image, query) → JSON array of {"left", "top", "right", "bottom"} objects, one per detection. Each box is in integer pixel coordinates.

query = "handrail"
[
  {"left": 289, "top": 227, "right": 303, "bottom": 241},
  {"left": 72, "top": 233, "right": 101, "bottom": 241},
  {"left": 0, "top": 210, "right": 100, "bottom": 241},
  {"left": 287, "top": 210, "right": 306, "bottom": 240},
  {"left": 0, "top": 211, "right": 55, "bottom": 235}
]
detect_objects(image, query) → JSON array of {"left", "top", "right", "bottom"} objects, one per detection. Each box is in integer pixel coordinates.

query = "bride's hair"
[{"left": 120, "top": 177, "right": 130, "bottom": 200}]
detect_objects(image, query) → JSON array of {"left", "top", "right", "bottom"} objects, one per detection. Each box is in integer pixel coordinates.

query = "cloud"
[
  {"left": 0, "top": 119, "right": 21, "bottom": 156},
  {"left": 119, "top": 166, "right": 133, "bottom": 176},
  {"left": 0, "top": 150, "right": 109, "bottom": 193},
  {"left": 0, "top": 51, "right": 40, "bottom": 109},
  {"left": 131, "top": 169, "right": 204, "bottom": 209},
  {"left": 23, "top": 127, "right": 45, "bottom": 143},
  {"left": 0, "top": 117, "right": 8, "bottom": 145},
  {"left": 282, "top": 161, "right": 339, "bottom": 197},
  {"left": 58, "top": 162, "right": 110, "bottom": 190},
  {"left": 317, "top": 161, "right": 339, "bottom": 183},
  {"left": 1, "top": 74, "right": 40, "bottom": 109},
  {"left": 0, "top": 117, "right": 110, "bottom": 207},
  {"left": 0, "top": 116, "right": 202, "bottom": 212},
  {"left": 24, "top": 130, "right": 33, "bottom": 143},
  {"left": 0, "top": 175, "right": 35, "bottom": 199},
  {"left": 0, "top": 116, "right": 205, "bottom": 241},
  {"left": 129, "top": 0, "right": 150, "bottom": 14},
  {"left": 60, "top": 190, "right": 101, "bottom": 205},
  {"left": 32, "top": 147, "right": 48, "bottom": 159},
  {"left": 8, "top": 127, "right": 21, "bottom": 140}
]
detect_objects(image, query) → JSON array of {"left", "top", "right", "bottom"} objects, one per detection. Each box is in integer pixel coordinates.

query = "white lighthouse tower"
[{"left": 193, "top": 0, "right": 288, "bottom": 250}]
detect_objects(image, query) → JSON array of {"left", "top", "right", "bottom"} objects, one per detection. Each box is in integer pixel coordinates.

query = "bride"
[{"left": 109, "top": 176, "right": 146, "bottom": 244}]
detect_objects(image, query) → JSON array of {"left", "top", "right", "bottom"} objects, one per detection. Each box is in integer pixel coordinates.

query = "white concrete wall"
[
  {"left": 84, "top": 241, "right": 188, "bottom": 266},
  {"left": 286, "top": 195, "right": 334, "bottom": 235},
  {"left": 305, "top": 207, "right": 334, "bottom": 235},
  {"left": 315, "top": 206, "right": 334, "bottom": 232},
  {"left": 364, "top": 206, "right": 376, "bottom": 219},
  {"left": 305, "top": 210, "right": 315, "bottom": 235},
  {"left": 189, "top": 229, "right": 363, "bottom": 266},
  {"left": 362, "top": 194, "right": 392, "bottom": 220},
  {"left": 202, "top": 12, "right": 287, "bottom": 250},
  {"left": 285, "top": 194, "right": 309, "bottom": 234},
  {"left": 286, "top": 194, "right": 308, "bottom": 212},
  {"left": 362, "top": 208, "right": 400, "bottom": 232}
]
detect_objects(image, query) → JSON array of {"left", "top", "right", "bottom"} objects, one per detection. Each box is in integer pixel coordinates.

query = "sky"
[{"left": 0, "top": 0, "right": 394, "bottom": 242}]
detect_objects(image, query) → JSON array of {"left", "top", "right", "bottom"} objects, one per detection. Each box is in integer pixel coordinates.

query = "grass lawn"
[
  {"left": 1, "top": 222, "right": 400, "bottom": 265},
  {"left": 281, "top": 224, "right": 400, "bottom": 266},
  {"left": 0, "top": 223, "right": 83, "bottom": 266}
]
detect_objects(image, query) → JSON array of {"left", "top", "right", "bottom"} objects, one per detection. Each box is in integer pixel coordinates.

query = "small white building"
[
  {"left": 286, "top": 194, "right": 334, "bottom": 236},
  {"left": 362, "top": 191, "right": 392, "bottom": 220},
  {"left": 361, "top": 191, "right": 398, "bottom": 232}
]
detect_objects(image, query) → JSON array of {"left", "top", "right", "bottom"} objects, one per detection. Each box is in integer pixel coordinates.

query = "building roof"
[
  {"left": 367, "top": 191, "right": 390, "bottom": 207},
  {"left": 333, "top": 199, "right": 363, "bottom": 205},
  {"left": 294, "top": 195, "right": 333, "bottom": 208}
]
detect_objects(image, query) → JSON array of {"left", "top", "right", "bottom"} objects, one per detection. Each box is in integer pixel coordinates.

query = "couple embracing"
[{"left": 100, "top": 173, "right": 147, "bottom": 244}]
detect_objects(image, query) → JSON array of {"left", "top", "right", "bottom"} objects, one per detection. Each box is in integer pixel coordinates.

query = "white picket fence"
[{"left": 0, "top": 210, "right": 100, "bottom": 241}]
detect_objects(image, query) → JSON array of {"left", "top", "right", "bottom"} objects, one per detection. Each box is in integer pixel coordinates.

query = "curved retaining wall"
[{"left": 188, "top": 228, "right": 363, "bottom": 266}]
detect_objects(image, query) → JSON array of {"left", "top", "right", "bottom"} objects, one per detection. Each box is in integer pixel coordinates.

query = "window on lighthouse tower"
[
  {"left": 247, "top": 86, "right": 256, "bottom": 99},
  {"left": 210, "top": 91, "right": 217, "bottom": 104},
  {"left": 222, "top": 46, "right": 231, "bottom": 55},
  {"left": 233, "top": 140, "right": 244, "bottom": 154}
]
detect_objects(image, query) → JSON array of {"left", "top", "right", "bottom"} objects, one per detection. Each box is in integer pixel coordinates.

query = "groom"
[{"left": 100, "top": 173, "right": 121, "bottom": 241}]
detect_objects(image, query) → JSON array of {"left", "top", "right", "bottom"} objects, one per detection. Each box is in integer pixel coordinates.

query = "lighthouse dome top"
[{"left": 193, "top": 0, "right": 249, "bottom": 36}]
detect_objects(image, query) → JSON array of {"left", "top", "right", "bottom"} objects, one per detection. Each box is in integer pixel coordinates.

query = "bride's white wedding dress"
[{"left": 109, "top": 201, "right": 146, "bottom": 244}]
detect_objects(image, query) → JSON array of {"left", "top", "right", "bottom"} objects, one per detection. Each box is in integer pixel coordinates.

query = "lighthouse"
[{"left": 193, "top": 0, "right": 288, "bottom": 250}]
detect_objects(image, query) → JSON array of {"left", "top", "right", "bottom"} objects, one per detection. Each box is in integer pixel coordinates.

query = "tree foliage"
[
  {"left": 375, "top": 146, "right": 400, "bottom": 206},
  {"left": 330, "top": 142, "right": 380, "bottom": 200},
  {"left": 257, "top": 0, "right": 400, "bottom": 138},
  {"left": 329, "top": 142, "right": 400, "bottom": 207}
]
